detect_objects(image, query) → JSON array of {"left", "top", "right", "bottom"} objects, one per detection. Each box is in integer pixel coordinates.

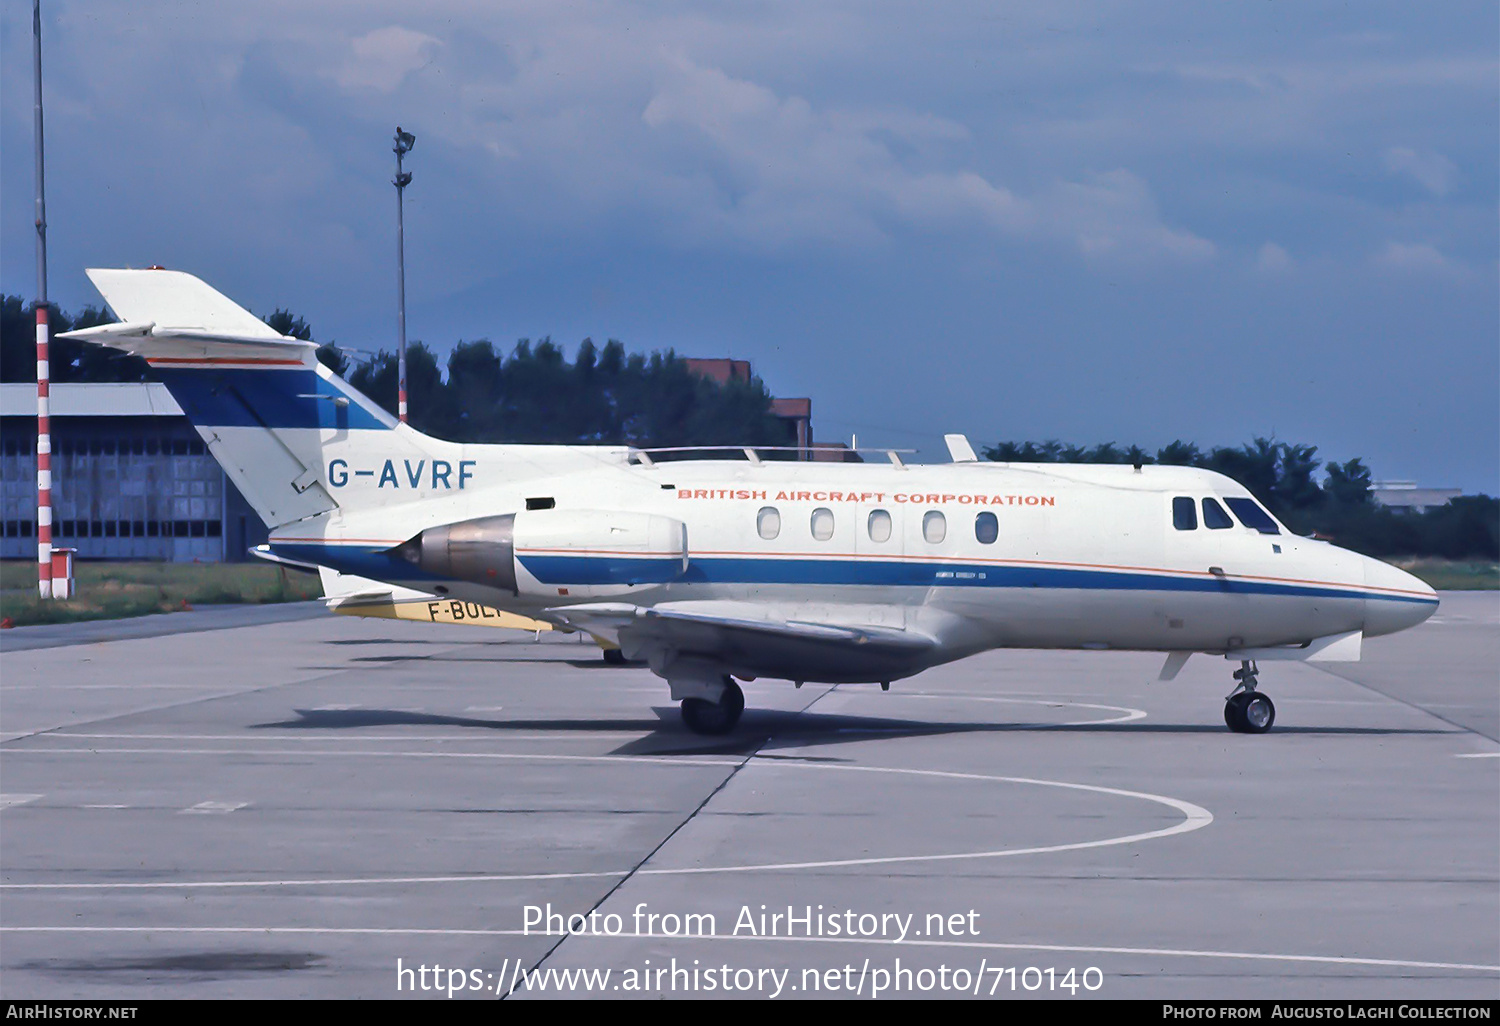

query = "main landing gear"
[
  {"left": 1224, "top": 660, "right": 1275, "bottom": 734},
  {"left": 680, "top": 677, "right": 745, "bottom": 736}
]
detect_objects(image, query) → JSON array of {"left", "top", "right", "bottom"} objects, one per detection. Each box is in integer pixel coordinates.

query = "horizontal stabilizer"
[
  {"left": 86, "top": 268, "right": 282, "bottom": 338},
  {"left": 57, "top": 269, "right": 316, "bottom": 365}
]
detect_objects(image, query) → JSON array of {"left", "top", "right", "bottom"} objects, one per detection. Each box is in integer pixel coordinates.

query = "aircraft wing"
[{"left": 546, "top": 603, "right": 938, "bottom": 684}]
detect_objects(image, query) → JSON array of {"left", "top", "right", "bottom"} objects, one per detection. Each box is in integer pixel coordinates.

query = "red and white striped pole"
[
  {"left": 37, "top": 306, "right": 52, "bottom": 599},
  {"left": 33, "top": 0, "right": 53, "bottom": 599}
]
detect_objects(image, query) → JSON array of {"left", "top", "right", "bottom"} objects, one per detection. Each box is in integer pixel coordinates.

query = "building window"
[
  {"left": 1173, "top": 497, "right": 1198, "bottom": 531},
  {"left": 923, "top": 510, "right": 946, "bottom": 544},
  {"left": 810, "top": 507, "right": 834, "bottom": 541},
  {"left": 756, "top": 506, "right": 780, "bottom": 541},
  {"left": 975, "top": 511, "right": 998, "bottom": 544},
  {"left": 867, "top": 509, "right": 892, "bottom": 543}
]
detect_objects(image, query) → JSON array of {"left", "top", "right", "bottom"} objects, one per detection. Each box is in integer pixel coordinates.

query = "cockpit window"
[
  {"left": 1225, "top": 497, "right": 1280, "bottom": 535},
  {"left": 1201, "top": 497, "right": 1233, "bottom": 529},
  {"left": 1172, "top": 497, "right": 1197, "bottom": 531}
]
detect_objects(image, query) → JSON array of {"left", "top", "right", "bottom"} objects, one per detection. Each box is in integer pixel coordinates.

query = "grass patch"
[
  {"left": 0, "top": 561, "right": 323, "bottom": 627},
  {"left": 1390, "top": 558, "right": 1499, "bottom": 591}
]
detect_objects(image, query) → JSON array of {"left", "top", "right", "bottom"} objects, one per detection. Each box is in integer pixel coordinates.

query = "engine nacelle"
[
  {"left": 391, "top": 509, "right": 688, "bottom": 598},
  {"left": 512, "top": 509, "right": 688, "bottom": 598}
]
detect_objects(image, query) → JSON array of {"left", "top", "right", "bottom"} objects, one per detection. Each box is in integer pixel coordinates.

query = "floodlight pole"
[
  {"left": 33, "top": 0, "right": 52, "bottom": 599},
  {"left": 393, "top": 127, "right": 414, "bottom": 424}
]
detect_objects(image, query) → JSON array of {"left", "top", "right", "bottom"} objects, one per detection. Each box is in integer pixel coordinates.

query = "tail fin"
[{"left": 60, "top": 268, "right": 448, "bottom": 530}]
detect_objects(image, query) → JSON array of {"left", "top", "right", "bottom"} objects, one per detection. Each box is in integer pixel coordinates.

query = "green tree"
[
  {"left": 2, "top": 296, "right": 149, "bottom": 383},
  {"left": 1324, "top": 458, "right": 1373, "bottom": 507},
  {"left": 1155, "top": 440, "right": 1203, "bottom": 466},
  {"left": 347, "top": 342, "right": 446, "bottom": 434},
  {"left": 261, "top": 308, "right": 348, "bottom": 377}
]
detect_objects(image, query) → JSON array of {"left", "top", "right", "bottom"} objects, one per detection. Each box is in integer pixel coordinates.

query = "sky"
[{"left": 2, "top": 1, "right": 1496, "bottom": 490}]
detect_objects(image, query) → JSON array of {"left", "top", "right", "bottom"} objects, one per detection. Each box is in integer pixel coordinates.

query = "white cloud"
[
  {"left": 1373, "top": 241, "right": 1454, "bottom": 273},
  {"left": 1382, "top": 147, "right": 1457, "bottom": 197},
  {"left": 333, "top": 26, "right": 441, "bottom": 94},
  {"left": 1256, "top": 242, "right": 1292, "bottom": 271},
  {"left": 638, "top": 56, "right": 1211, "bottom": 260}
]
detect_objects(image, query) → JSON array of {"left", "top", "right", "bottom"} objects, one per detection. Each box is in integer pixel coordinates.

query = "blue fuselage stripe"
[
  {"left": 520, "top": 554, "right": 1428, "bottom": 602},
  {"left": 272, "top": 544, "right": 1433, "bottom": 605}
]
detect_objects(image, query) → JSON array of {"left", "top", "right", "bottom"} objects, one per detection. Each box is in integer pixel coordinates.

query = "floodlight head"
[
  {"left": 395, "top": 127, "right": 416, "bottom": 154},
  {"left": 394, "top": 171, "right": 413, "bottom": 189}
]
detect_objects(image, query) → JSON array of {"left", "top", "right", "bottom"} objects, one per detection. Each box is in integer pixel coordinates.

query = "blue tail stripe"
[{"left": 155, "top": 368, "right": 389, "bottom": 431}]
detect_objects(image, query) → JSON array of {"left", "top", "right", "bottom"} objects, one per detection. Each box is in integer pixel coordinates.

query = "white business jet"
[{"left": 60, "top": 269, "right": 1438, "bottom": 735}]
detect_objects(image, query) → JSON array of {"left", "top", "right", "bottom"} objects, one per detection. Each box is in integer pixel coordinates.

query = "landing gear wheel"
[
  {"left": 680, "top": 678, "right": 745, "bottom": 735},
  {"left": 1240, "top": 692, "right": 1275, "bottom": 733},
  {"left": 602, "top": 648, "right": 627, "bottom": 665},
  {"left": 1224, "top": 692, "right": 1275, "bottom": 734}
]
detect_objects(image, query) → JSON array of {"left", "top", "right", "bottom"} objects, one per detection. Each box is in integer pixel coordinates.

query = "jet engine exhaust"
[{"left": 392, "top": 513, "right": 518, "bottom": 593}]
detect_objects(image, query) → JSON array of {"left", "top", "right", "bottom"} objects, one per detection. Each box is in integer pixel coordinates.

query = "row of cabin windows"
[
  {"left": 756, "top": 507, "right": 1000, "bottom": 545},
  {"left": 1172, "top": 496, "right": 1279, "bottom": 535}
]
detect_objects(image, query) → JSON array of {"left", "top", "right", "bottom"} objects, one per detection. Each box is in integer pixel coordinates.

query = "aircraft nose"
[{"left": 1363, "top": 557, "right": 1439, "bottom": 637}]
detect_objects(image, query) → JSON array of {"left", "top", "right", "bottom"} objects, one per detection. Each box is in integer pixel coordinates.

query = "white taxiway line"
[
  {"left": 0, "top": 926, "right": 1491, "bottom": 974},
  {"left": 181, "top": 801, "right": 250, "bottom": 814},
  {"left": 0, "top": 794, "right": 43, "bottom": 810},
  {"left": 28, "top": 732, "right": 650, "bottom": 742},
  {"left": 1455, "top": 752, "right": 1500, "bottom": 759},
  {"left": 0, "top": 759, "right": 1210, "bottom": 886},
  {"left": 876, "top": 693, "right": 1149, "bottom": 726}
]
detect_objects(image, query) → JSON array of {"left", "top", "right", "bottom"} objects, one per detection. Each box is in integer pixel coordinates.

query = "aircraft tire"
[
  {"left": 602, "top": 648, "right": 628, "bottom": 665},
  {"left": 1225, "top": 692, "right": 1275, "bottom": 734},
  {"left": 1224, "top": 695, "right": 1248, "bottom": 732},
  {"left": 680, "top": 679, "right": 745, "bottom": 735}
]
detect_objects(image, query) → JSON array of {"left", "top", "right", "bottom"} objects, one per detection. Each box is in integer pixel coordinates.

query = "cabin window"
[
  {"left": 1172, "top": 497, "right": 1198, "bottom": 531},
  {"left": 975, "top": 511, "right": 998, "bottom": 544},
  {"left": 1225, "top": 497, "right": 1280, "bottom": 535},
  {"left": 756, "top": 506, "right": 780, "bottom": 540},
  {"left": 867, "top": 509, "right": 892, "bottom": 543},
  {"left": 810, "top": 507, "right": 835, "bottom": 541},
  {"left": 1202, "top": 497, "right": 1234, "bottom": 530},
  {"left": 923, "top": 510, "right": 946, "bottom": 544}
]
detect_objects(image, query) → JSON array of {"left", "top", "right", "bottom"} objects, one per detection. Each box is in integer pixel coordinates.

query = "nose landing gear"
[{"left": 1224, "top": 660, "right": 1275, "bottom": 734}]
